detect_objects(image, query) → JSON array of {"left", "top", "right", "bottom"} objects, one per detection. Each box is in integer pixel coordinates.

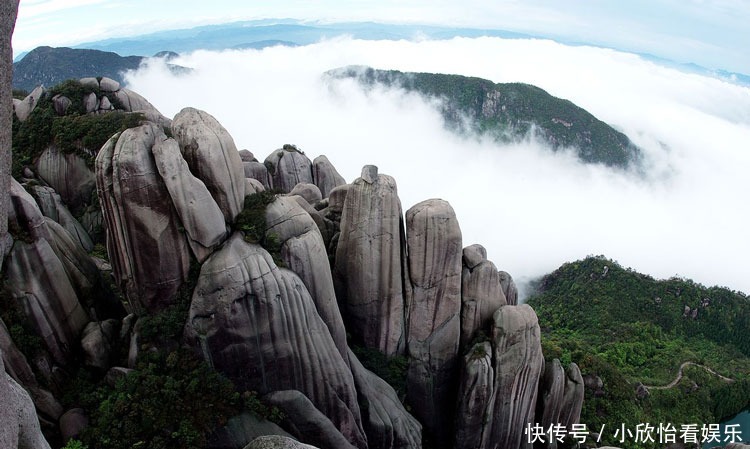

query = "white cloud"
[{"left": 124, "top": 37, "right": 750, "bottom": 297}]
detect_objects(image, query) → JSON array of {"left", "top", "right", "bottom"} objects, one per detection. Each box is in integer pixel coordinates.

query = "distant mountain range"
[
  {"left": 329, "top": 66, "right": 641, "bottom": 168},
  {"left": 12, "top": 46, "right": 190, "bottom": 91}
]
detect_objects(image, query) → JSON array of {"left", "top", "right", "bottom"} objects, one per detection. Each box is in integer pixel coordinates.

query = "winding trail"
[{"left": 644, "top": 362, "right": 734, "bottom": 390}]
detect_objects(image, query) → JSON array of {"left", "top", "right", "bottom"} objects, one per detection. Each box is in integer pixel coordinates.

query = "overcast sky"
[{"left": 13, "top": 0, "right": 750, "bottom": 73}]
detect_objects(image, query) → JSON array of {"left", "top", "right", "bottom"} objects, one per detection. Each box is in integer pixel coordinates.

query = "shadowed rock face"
[
  {"left": 486, "top": 305, "right": 544, "bottom": 449},
  {"left": 96, "top": 123, "right": 191, "bottom": 313},
  {"left": 536, "top": 359, "right": 565, "bottom": 449},
  {"left": 347, "top": 349, "right": 423, "bottom": 449},
  {"left": 334, "top": 165, "right": 407, "bottom": 356},
  {"left": 245, "top": 435, "right": 320, "bottom": 449},
  {"left": 184, "top": 234, "right": 366, "bottom": 449},
  {"left": 34, "top": 147, "right": 96, "bottom": 214},
  {"left": 454, "top": 341, "right": 493, "bottom": 449},
  {"left": 172, "top": 107, "right": 246, "bottom": 223},
  {"left": 264, "top": 147, "right": 314, "bottom": 193},
  {"left": 0, "top": 0, "right": 16, "bottom": 268},
  {"left": 405, "top": 199, "right": 462, "bottom": 444},
  {"left": 560, "top": 363, "right": 584, "bottom": 429},
  {"left": 312, "top": 155, "right": 346, "bottom": 198},
  {"left": 460, "top": 244, "right": 507, "bottom": 349},
  {"left": 265, "top": 196, "right": 348, "bottom": 361},
  {"left": 0, "top": 347, "right": 52, "bottom": 449}
]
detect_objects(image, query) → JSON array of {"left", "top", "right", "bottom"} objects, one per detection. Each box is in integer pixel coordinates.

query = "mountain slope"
[
  {"left": 12, "top": 46, "right": 144, "bottom": 91},
  {"left": 527, "top": 256, "right": 750, "bottom": 448},
  {"left": 329, "top": 66, "right": 641, "bottom": 168}
]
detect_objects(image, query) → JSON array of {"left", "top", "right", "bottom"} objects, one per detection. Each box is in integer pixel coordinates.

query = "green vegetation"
[
  {"left": 334, "top": 67, "right": 640, "bottom": 168},
  {"left": 79, "top": 350, "right": 241, "bottom": 449},
  {"left": 528, "top": 256, "right": 750, "bottom": 448},
  {"left": 62, "top": 440, "right": 88, "bottom": 449},
  {"left": 0, "top": 281, "right": 45, "bottom": 358},
  {"left": 11, "top": 79, "right": 144, "bottom": 177},
  {"left": 234, "top": 190, "right": 284, "bottom": 265},
  {"left": 351, "top": 343, "right": 409, "bottom": 400}
]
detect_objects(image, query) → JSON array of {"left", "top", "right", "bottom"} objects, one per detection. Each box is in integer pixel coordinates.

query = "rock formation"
[
  {"left": 96, "top": 123, "right": 191, "bottom": 313},
  {"left": 245, "top": 435, "right": 319, "bottom": 449},
  {"left": 405, "top": 199, "right": 462, "bottom": 444},
  {"left": 0, "top": 347, "right": 52, "bottom": 449},
  {"left": 184, "top": 234, "right": 367, "bottom": 449},
  {"left": 0, "top": 0, "right": 18, "bottom": 268},
  {"left": 334, "top": 165, "right": 407, "bottom": 356},
  {"left": 560, "top": 363, "right": 584, "bottom": 429},
  {"left": 460, "top": 244, "right": 507, "bottom": 349},
  {"left": 454, "top": 341, "right": 493, "bottom": 449},
  {"left": 172, "top": 107, "right": 246, "bottom": 223},
  {"left": 312, "top": 155, "right": 346, "bottom": 198},
  {"left": 264, "top": 145, "right": 314, "bottom": 193}
]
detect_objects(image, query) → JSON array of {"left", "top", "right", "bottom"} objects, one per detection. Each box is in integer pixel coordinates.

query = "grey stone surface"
[
  {"left": 184, "top": 234, "right": 366, "bottom": 448},
  {"left": 172, "top": 107, "right": 246, "bottom": 223},
  {"left": 312, "top": 155, "right": 345, "bottom": 198},
  {"left": 288, "top": 182, "right": 322, "bottom": 205},
  {"left": 81, "top": 319, "right": 119, "bottom": 370},
  {"left": 35, "top": 146, "right": 96, "bottom": 214},
  {"left": 96, "top": 124, "right": 191, "bottom": 313},
  {"left": 59, "top": 408, "right": 88, "bottom": 442},
  {"left": 454, "top": 342, "right": 493, "bottom": 449},
  {"left": 29, "top": 185, "right": 93, "bottom": 251},
  {"left": 0, "top": 346, "right": 52, "bottom": 449},
  {"left": 405, "top": 199, "right": 462, "bottom": 444},
  {"left": 499, "top": 270, "right": 519, "bottom": 306},
  {"left": 243, "top": 161, "right": 273, "bottom": 190},
  {"left": 209, "top": 412, "right": 292, "bottom": 449},
  {"left": 460, "top": 246, "right": 506, "bottom": 349},
  {"left": 264, "top": 147, "right": 313, "bottom": 193},
  {"left": 13, "top": 85, "right": 44, "bottom": 122},
  {"left": 152, "top": 134, "right": 227, "bottom": 262},
  {"left": 264, "top": 390, "right": 358, "bottom": 449},
  {"left": 99, "top": 77, "right": 120, "bottom": 92},
  {"left": 334, "top": 166, "right": 407, "bottom": 356},
  {"left": 560, "top": 362, "right": 585, "bottom": 429}
]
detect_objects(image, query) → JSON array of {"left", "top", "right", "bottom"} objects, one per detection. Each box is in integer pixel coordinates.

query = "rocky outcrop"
[
  {"left": 264, "top": 390, "right": 358, "bottom": 449},
  {"left": 265, "top": 196, "right": 348, "bottom": 360},
  {"left": 208, "top": 412, "right": 292, "bottom": 449},
  {"left": 335, "top": 165, "right": 407, "bottom": 356},
  {"left": 172, "top": 107, "right": 245, "bottom": 223},
  {"left": 405, "top": 199, "right": 462, "bottom": 444},
  {"left": 6, "top": 179, "right": 90, "bottom": 364},
  {"left": 34, "top": 146, "right": 96, "bottom": 214},
  {"left": 454, "top": 342, "right": 493, "bottom": 449},
  {"left": 499, "top": 271, "right": 519, "bottom": 306},
  {"left": 288, "top": 183, "right": 322, "bottom": 205},
  {"left": 96, "top": 123, "right": 191, "bottom": 313},
  {"left": 347, "top": 349, "right": 422, "bottom": 449},
  {"left": 244, "top": 161, "right": 273, "bottom": 190},
  {"left": 264, "top": 146, "right": 313, "bottom": 193},
  {"left": 152, "top": 135, "right": 227, "bottom": 261},
  {"left": 536, "top": 359, "right": 565, "bottom": 449},
  {"left": 184, "top": 234, "right": 367, "bottom": 449},
  {"left": 245, "top": 436, "right": 319, "bottom": 449},
  {"left": 485, "top": 305, "right": 544, "bottom": 449},
  {"left": 29, "top": 185, "right": 93, "bottom": 251},
  {"left": 80, "top": 319, "right": 119, "bottom": 370},
  {"left": 13, "top": 85, "right": 44, "bottom": 122},
  {"left": 0, "top": 0, "right": 18, "bottom": 268},
  {"left": 312, "top": 155, "right": 345, "bottom": 198},
  {"left": 460, "top": 244, "right": 506, "bottom": 349},
  {"left": 560, "top": 363, "right": 584, "bottom": 429},
  {"left": 0, "top": 318, "right": 63, "bottom": 421},
  {"left": 0, "top": 347, "right": 52, "bottom": 449}
]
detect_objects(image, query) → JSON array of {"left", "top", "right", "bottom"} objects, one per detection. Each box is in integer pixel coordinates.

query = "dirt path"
[{"left": 644, "top": 362, "right": 734, "bottom": 390}]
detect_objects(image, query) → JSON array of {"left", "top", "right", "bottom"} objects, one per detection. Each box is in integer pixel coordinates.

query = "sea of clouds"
[{"left": 124, "top": 36, "right": 750, "bottom": 298}]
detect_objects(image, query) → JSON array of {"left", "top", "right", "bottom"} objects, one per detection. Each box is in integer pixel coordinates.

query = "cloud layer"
[{"left": 124, "top": 37, "right": 750, "bottom": 297}]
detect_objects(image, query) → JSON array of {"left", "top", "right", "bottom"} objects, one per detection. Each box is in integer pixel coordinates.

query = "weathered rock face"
[
  {"left": 347, "top": 349, "right": 422, "bottom": 449},
  {"left": 152, "top": 135, "right": 227, "bottom": 262},
  {"left": 405, "top": 199, "right": 462, "bottom": 444},
  {"left": 0, "top": 348, "right": 53, "bottom": 449},
  {"left": 460, "top": 244, "right": 507, "bottom": 349},
  {"left": 264, "top": 146, "right": 313, "bottom": 193},
  {"left": 96, "top": 123, "right": 191, "bottom": 313},
  {"left": 454, "top": 342, "right": 493, "bottom": 449},
  {"left": 335, "top": 165, "right": 407, "bottom": 356},
  {"left": 0, "top": 0, "right": 18, "bottom": 269},
  {"left": 184, "top": 234, "right": 366, "bottom": 449},
  {"left": 312, "top": 155, "right": 346, "bottom": 198},
  {"left": 0, "top": 318, "right": 63, "bottom": 421},
  {"left": 485, "top": 305, "right": 544, "bottom": 449},
  {"left": 29, "top": 185, "right": 93, "bottom": 251},
  {"left": 34, "top": 146, "right": 96, "bottom": 214},
  {"left": 560, "top": 363, "right": 584, "bottom": 429},
  {"left": 264, "top": 390, "right": 358, "bottom": 449},
  {"left": 265, "top": 196, "right": 348, "bottom": 360},
  {"left": 13, "top": 85, "right": 44, "bottom": 122},
  {"left": 172, "top": 107, "right": 246, "bottom": 223},
  {"left": 536, "top": 359, "right": 565, "bottom": 449},
  {"left": 81, "top": 319, "right": 119, "bottom": 370},
  {"left": 289, "top": 182, "right": 322, "bottom": 205},
  {"left": 208, "top": 411, "right": 292, "bottom": 449},
  {"left": 499, "top": 270, "right": 519, "bottom": 306},
  {"left": 244, "top": 161, "right": 274, "bottom": 190},
  {"left": 6, "top": 180, "right": 90, "bottom": 365}
]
